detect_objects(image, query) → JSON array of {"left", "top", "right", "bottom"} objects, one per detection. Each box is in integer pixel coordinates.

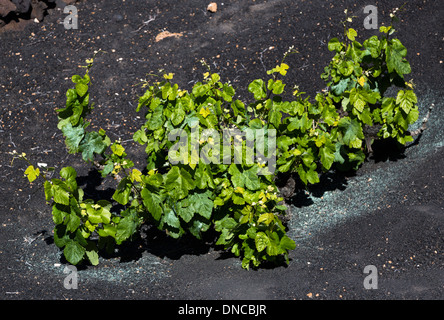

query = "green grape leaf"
[
  {"left": 51, "top": 179, "right": 70, "bottom": 206},
  {"left": 266, "top": 232, "right": 280, "bottom": 256},
  {"left": 268, "top": 108, "right": 282, "bottom": 128},
  {"left": 255, "top": 232, "right": 269, "bottom": 252},
  {"left": 232, "top": 194, "right": 246, "bottom": 205},
  {"left": 61, "top": 122, "right": 85, "bottom": 153},
  {"left": 162, "top": 209, "right": 181, "bottom": 229},
  {"left": 69, "top": 102, "right": 84, "bottom": 127},
  {"left": 363, "top": 35, "right": 381, "bottom": 58},
  {"left": 243, "top": 166, "right": 261, "bottom": 191},
  {"left": 52, "top": 203, "right": 69, "bottom": 225},
  {"left": 288, "top": 114, "right": 311, "bottom": 132},
  {"left": 44, "top": 180, "right": 53, "bottom": 202},
  {"left": 85, "top": 248, "right": 99, "bottom": 266},
  {"left": 164, "top": 166, "right": 195, "bottom": 200},
  {"left": 396, "top": 90, "right": 417, "bottom": 114},
  {"left": 290, "top": 101, "right": 305, "bottom": 116},
  {"left": 178, "top": 191, "right": 213, "bottom": 222},
  {"left": 386, "top": 39, "right": 411, "bottom": 76},
  {"left": 393, "top": 108, "right": 408, "bottom": 130},
  {"left": 67, "top": 213, "right": 81, "bottom": 233},
  {"left": 338, "top": 117, "right": 364, "bottom": 149},
  {"left": 277, "top": 135, "right": 297, "bottom": 152},
  {"left": 75, "top": 83, "right": 88, "bottom": 97},
  {"left": 60, "top": 166, "right": 77, "bottom": 183},
  {"left": 338, "top": 61, "right": 354, "bottom": 76},
  {"left": 331, "top": 78, "right": 352, "bottom": 96},
  {"left": 171, "top": 103, "right": 186, "bottom": 126},
  {"left": 228, "top": 164, "right": 244, "bottom": 189},
  {"left": 115, "top": 215, "right": 137, "bottom": 244},
  {"left": 231, "top": 99, "right": 246, "bottom": 117},
  {"left": 306, "top": 166, "right": 320, "bottom": 185},
  {"left": 192, "top": 82, "right": 211, "bottom": 97},
  {"left": 280, "top": 235, "right": 296, "bottom": 250},
  {"left": 194, "top": 163, "right": 215, "bottom": 189},
  {"left": 79, "top": 131, "right": 107, "bottom": 161},
  {"left": 113, "top": 177, "right": 132, "bottom": 205},
  {"left": 346, "top": 28, "right": 357, "bottom": 41},
  {"left": 98, "top": 224, "right": 117, "bottom": 238},
  {"left": 141, "top": 188, "right": 163, "bottom": 221},
  {"left": 193, "top": 191, "right": 214, "bottom": 220},
  {"left": 147, "top": 105, "right": 164, "bottom": 131},
  {"left": 54, "top": 225, "right": 69, "bottom": 248},
  {"left": 71, "top": 75, "right": 83, "bottom": 84},
  {"left": 276, "top": 63, "right": 289, "bottom": 76},
  {"left": 257, "top": 213, "right": 275, "bottom": 226},
  {"left": 349, "top": 87, "right": 380, "bottom": 116},
  {"left": 111, "top": 143, "right": 125, "bottom": 157},
  {"left": 136, "top": 90, "right": 152, "bottom": 112},
  {"left": 63, "top": 240, "right": 85, "bottom": 265},
  {"left": 348, "top": 41, "right": 364, "bottom": 62},
  {"left": 406, "top": 107, "right": 419, "bottom": 124},
  {"left": 248, "top": 79, "right": 267, "bottom": 100},
  {"left": 189, "top": 219, "right": 211, "bottom": 239},
  {"left": 268, "top": 79, "right": 285, "bottom": 95},
  {"left": 222, "top": 83, "right": 235, "bottom": 102},
  {"left": 177, "top": 203, "right": 194, "bottom": 223},
  {"left": 60, "top": 166, "right": 77, "bottom": 191},
  {"left": 133, "top": 129, "right": 148, "bottom": 145},
  {"left": 319, "top": 141, "right": 336, "bottom": 170},
  {"left": 328, "top": 38, "right": 343, "bottom": 52}
]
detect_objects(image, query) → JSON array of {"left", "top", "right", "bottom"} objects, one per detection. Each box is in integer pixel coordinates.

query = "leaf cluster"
[
  {"left": 321, "top": 25, "right": 419, "bottom": 147},
  {"left": 20, "top": 19, "right": 421, "bottom": 269}
]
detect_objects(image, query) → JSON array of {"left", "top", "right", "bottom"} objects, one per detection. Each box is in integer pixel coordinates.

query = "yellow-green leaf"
[
  {"left": 255, "top": 232, "right": 269, "bottom": 252},
  {"left": 199, "top": 106, "right": 211, "bottom": 118},
  {"left": 24, "top": 165, "right": 40, "bottom": 183},
  {"left": 258, "top": 213, "right": 275, "bottom": 226},
  {"left": 277, "top": 63, "right": 289, "bottom": 76},
  {"left": 130, "top": 169, "right": 142, "bottom": 183},
  {"left": 85, "top": 220, "right": 96, "bottom": 232},
  {"left": 234, "top": 186, "right": 245, "bottom": 194},
  {"left": 111, "top": 143, "right": 125, "bottom": 156},
  {"left": 379, "top": 26, "right": 392, "bottom": 34},
  {"left": 346, "top": 28, "right": 357, "bottom": 41}
]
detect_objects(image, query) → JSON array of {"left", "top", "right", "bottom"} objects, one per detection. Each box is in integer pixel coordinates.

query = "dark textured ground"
[{"left": 0, "top": 0, "right": 443, "bottom": 303}]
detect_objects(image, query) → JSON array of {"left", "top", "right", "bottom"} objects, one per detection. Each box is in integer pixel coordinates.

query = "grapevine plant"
[{"left": 16, "top": 16, "right": 422, "bottom": 269}]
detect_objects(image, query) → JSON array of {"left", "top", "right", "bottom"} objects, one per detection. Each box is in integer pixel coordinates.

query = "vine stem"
[{"left": 410, "top": 103, "right": 435, "bottom": 137}]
